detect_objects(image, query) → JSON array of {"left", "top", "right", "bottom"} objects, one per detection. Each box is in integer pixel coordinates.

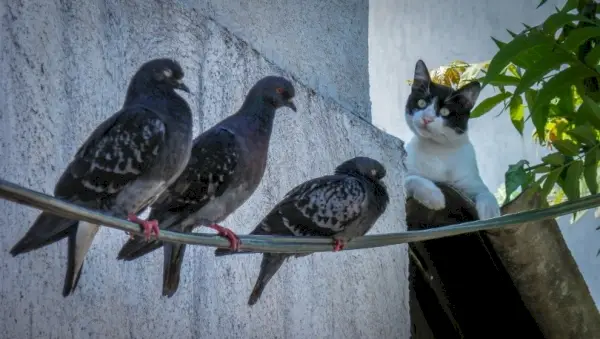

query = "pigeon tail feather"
[
  {"left": 10, "top": 212, "right": 78, "bottom": 256},
  {"left": 248, "top": 253, "right": 287, "bottom": 306},
  {"left": 162, "top": 243, "right": 186, "bottom": 298},
  {"left": 62, "top": 221, "right": 99, "bottom": 297},
  {"left": 63, "top": 224, "right": 82, "bottom": 297},
  {"left": 117, "top": 238, "right": 164, "bottom": 261},
  {"left": 214, "top": 248, "right": 260, "bottom": 257}
]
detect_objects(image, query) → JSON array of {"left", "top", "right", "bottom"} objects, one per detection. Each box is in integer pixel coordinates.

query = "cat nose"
[{"left": 422, "top": 116, "right": 434, "bottom": 125}]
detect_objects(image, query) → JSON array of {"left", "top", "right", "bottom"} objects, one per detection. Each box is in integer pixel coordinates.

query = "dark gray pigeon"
[
  {"left": 214, "top": 156, "right": 390, "bottom": 306},
  {"left": 9, "top": 58, "right": 194, "bottom": 297},
  {"left": 116, "top": 76, "right": 297, "bottom": 297}
]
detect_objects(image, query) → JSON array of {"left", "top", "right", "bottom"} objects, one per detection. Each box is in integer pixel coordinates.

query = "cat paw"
[
  {"left": 475, "top": 194, "right": 501, "bottom": 220},
  {"left": 406, "top": 177, "right": 446, "bottom": 211}
]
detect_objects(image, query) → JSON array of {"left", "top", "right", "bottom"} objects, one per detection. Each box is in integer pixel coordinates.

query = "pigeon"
[
  {"left": 9, "top": 58, "right": 194, "bottom": 297},
  {"left": 116, "top": 75, "right": 297, "bottom": 297},
  {"left": 214, "top": 156, "right": 390, "bottom": 306}
]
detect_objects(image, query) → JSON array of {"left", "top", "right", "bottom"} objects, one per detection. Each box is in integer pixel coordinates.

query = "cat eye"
[
  {"left": 439, "top": 107, "right": 450, "bottom": 116},
  {"left": 417, "top": 99, "right": 427, "bottom": 108}
]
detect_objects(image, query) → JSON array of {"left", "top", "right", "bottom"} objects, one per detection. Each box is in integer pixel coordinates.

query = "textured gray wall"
[
  {"left": 0, "top": 1, "right": 409, "bottom": 338},
  {"left": 182, "top": 0, "right": 371, "bottom": 121},
  {"left": 369, "top": 0, "right": 599, "bottom": 307}
]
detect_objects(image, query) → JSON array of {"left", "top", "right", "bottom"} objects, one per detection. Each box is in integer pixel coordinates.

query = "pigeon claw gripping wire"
[
  {"left": 333, "top": 239, "right": 346, "bottom": 252},
  {"left": 208, "top": 223, "right": 240, "bottom": 251},
  {"left": 127, "top": 213, "right": 160, "bottom": 240}
]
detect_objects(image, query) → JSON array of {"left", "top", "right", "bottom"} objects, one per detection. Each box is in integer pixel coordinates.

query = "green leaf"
[
  {"left": 506, "top": 29, "right": 519, "bottom": 38},
  {"left": 555, "top": 85, "right": 578, "bottom": 118},
  {"left": 488, "top": 39, "right": 536, "bottom": 70},
  {"left": 531, "top": 66, "right": 592, "bottom": 137},
  {"left": 579, "top": 95, "right": 600, "bottom": 130},
  {"left": 552, "top": 139, "right": 581, "bottom": 156},
  {"left": 562, "top": 27, "right": 600, "bottom": 52},
  {"left": 568, "top": 124, "right": 598, "bottom": 145},
  {"left": 551, "top": 183, "right": 567, "bottom": 204},
  {"left": 511, "top": 51, "right": 572, "bottom": 100},
  {"left": 537, "top": 0, "right": 548, "bottom": 9},
  {"left": 519, "top": 44, "right": 557, "bottom": 69},
  {"left": 471, "top": 92, "right": 512, "bottom": 118},
  {"left": 524, "top": 89, "right": 538, "bottom": 109},
  {"left": 557, "top": 23, "right": 578, "bottom": 44},
  {"left": 584, "top": 44, "right": 600, "bottom": 67},
  {"left": 561, "top": 0, "right": 579, "bottom": 12},
  {"left": 486, "top": 74, "right": 521, "bottom": 86},
  {"left": 485, "top": 30, "right": 553, "bottom": 84},
  {"left": 541, "top": 168, "right": 562, "bottom": 200},
  {"left": 509, "top": 94, "right": 525, "bottom": 134},
  {"left": 542, "top": 152, "right": 566, "bottom": 165},
  {"left": 584, "top": 148, "right": 599, "bottom": 194},
  {"left": 491, "top": 37, "right": 506, "bottom": 49},
  {"left": 541, "top": 12, "right": 590, "bottom": 35},
  {"left": 507, "top": 64, "right": 521, "bottom": 78},
  {"left": 532, "top": 165, "right": 552, "bottom": 173},
  {"left": 579, "top": 172, "right": 591, "bottom": 197},
  {"left": 563, "top": 160, "right": 584, "bottom": 200},
  {"left": 504, "top": 160, "right": 531, "bottom": 204},
  {"left": 576, "top": 0, "right": 590, "bottom": 12}
]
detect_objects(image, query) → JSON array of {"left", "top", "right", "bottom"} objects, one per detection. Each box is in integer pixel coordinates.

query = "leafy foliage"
[{"left": 413, "top": 0, "right": 600, "bottom": 222}]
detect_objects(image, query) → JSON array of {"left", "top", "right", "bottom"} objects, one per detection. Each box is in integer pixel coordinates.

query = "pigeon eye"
[
  {"left": 417, "top": 99, "right": 427, "bottom": 108},
  {"left": 275, "top": 87, "right": 284, "bottom": 94},
  {"left": 162, "top": 68, "right": 173, "bottom": 78},
  {"left": 440, "top": 107, "right": 450, "bottom": 116}
]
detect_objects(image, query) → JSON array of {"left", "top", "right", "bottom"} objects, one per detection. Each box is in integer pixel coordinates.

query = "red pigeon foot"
[
  {"left": 127, "top": 213, "right": 160, "bottom": 240},
  {"left": 208, "top": 224, "right": 240, "bottom": 251}
]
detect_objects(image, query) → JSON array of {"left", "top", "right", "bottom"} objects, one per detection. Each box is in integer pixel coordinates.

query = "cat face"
[{"left": 405, "top": 60, "right": 482, "bottom": 144}]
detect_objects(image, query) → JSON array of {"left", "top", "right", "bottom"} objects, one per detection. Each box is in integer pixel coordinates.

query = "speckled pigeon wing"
[
  {"left": 254, "top": 175, "right": 368, "bottom": 237},
  {"left": 148, "top": 127, "right": 240, "bottom": 224},
  {"left": 53, "top": 106, "right": 166, "bottom": 203},
  {"left": 117, "top": 127, "right": 241, "bottom": 261}
]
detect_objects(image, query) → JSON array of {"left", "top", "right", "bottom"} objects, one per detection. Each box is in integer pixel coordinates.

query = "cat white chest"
[{"left": 405, "top": 136, "right": 476, "bottom": 185}]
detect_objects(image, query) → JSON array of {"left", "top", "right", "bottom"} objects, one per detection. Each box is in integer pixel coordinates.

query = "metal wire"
[{"left": 1, "top": 177, "right": 599, "bottom": 254}]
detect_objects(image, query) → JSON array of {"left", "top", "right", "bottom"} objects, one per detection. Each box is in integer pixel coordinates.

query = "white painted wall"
[{"left": 369, "top": 0, "right": 599, "bottom": 306}]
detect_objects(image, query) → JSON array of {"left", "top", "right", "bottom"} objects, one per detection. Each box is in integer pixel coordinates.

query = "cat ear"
[
  {"left": 452, "top": 81, "right": 482, "bottom": 110},
  {"left": 412, "top": 60, "right": 431, "bottom": 90}
]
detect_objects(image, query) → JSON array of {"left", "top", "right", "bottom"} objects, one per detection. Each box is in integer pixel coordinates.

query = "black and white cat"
[{"left": 403, "top": 59, "right": 500, "bottom": 220}]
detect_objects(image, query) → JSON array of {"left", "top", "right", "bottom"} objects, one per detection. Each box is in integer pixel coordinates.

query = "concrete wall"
[
  {"left": 0, "top": 1, "right": 409, "bottom": 338},
  {"left": 369, "top": 0, "right": 600, "bottom": 307},
  {"left": 181, "top": 0, "right": 372, "bottom": 122}
]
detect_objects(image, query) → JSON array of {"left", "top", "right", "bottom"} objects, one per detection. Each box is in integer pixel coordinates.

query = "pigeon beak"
[
  {"left": 285, "top": 99, "right": 297, "bottom": 112},
  {"left": 175, "top": 81, "right": 190, "bottom": 93}
]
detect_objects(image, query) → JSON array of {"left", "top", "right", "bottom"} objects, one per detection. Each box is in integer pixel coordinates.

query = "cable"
[{"left": 1, "top": 177, "right": 599, "bottom": 254}]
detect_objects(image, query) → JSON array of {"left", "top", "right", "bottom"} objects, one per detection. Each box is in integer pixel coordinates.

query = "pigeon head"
[
  {"left": 335, "top": 157, "right": 387, "bottom": 180},
  {"left": 251, "top": 76, "right": 297, "bottom": 112},
  {"left": 128, "top": 58, "right": 190, "bottom": 97}
]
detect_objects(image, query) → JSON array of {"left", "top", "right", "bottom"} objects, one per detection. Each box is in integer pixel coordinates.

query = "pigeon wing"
[
  {"left": 148, "top": 127, "right": 241, "bottom": 223},
  {"left": 254, "top": 175, "right": 368, "bottom": 237},
  {"left": 54, "top": 106, "right": 166, "bottom": 204}
]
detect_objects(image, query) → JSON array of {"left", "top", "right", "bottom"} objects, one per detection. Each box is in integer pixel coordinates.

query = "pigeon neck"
[
  {"left": 238, "top": 98, "right": 277, "bottom": 136},
  {"left": 124, "top": 89, "right": 191, "bottom": 121},
  {"left": 340, "top": 172, "right": 389, "bottom": 213}
]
